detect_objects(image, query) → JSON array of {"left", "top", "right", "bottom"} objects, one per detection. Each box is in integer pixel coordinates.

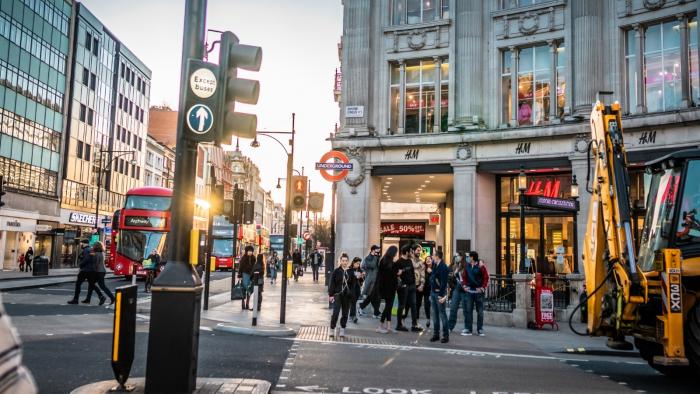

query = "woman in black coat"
[
  {"left": 376, "top": 245, "right": 400, "bottom": 334},
  {"left": 328, "top": 253, "right": 356, "bottom": 338}
]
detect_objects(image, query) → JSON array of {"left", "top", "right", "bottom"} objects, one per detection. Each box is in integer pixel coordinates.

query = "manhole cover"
[{"left": 297, "top": 325, "right": 397, "bottom": 345}]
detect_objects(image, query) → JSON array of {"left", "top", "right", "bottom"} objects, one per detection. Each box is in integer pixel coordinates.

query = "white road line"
[
  {"left": 200, "top": 326, "right": 213, "bottom": 332},
  {"left": 276, "top": 384, "right": 286, "bottom": 388},
  {"left": 276, "top": 340, "right": 300, "bottom": 387},
  {"left": 45, "top": 333, "right": 53, "bottom": 336}
]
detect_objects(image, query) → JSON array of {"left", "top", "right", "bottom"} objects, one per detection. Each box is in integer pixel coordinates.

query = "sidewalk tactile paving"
[{"left": 297, "top": 325, "right": 397, "bottom": 345}]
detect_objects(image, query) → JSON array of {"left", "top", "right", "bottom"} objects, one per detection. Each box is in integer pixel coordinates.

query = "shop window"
[
  {"left": 76, "top": 140, "right": 83, "bottom": 159},
  {"left": 627, "top": 17, "right": 696, "bottom": 114},
  {"left": 499, "top": 0, "right": 550, "bottom": 9},
  {"left": 502, "top": 42, "right": 565, "bottom": 127},
  {"left": 391, "top": 0, "right": 448, "bottom": 25},
  {"left": 677, "top": 160, "right": 700, "bottom": 245},
  {"left": 85, "top": 31, "right": 92, "bottom": 51},
  {"left": 390, "top": 59, "right": 449, "bottom": 134}
]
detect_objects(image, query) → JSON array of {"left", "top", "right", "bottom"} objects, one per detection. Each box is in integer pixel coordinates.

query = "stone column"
[
  {"left": 572, "top": 0, "right": 603, "bottom": 116},
  {"left": 679, "top": 14, "right": 691, "bottom": 109},
  {"left": 341, "top": 0, "right": 371, "bottom": 132},
  {"left": 454, "top": 0, "right": 483, "bottom": 127},
  {"left": 634, "top": 24, "right": 646, "bottom": 114},
  {"left": 433, "top": 56, "right": 442, "bottom": 132},
  {"left": 398, "top": 60, "right": 406, "bottom": 134},
  {"left": 452, "top": 164, "right": 476, "bottom": 254},
  {"left": 510, "top": 46, "right": 519, "bottom": 127},
  {"left": 365, "top": 168, "right": 381, "bottom": 249},
  {"left": 512, "top": 273, "right": 533, "bottom": 328},
  {"left": 335, "top": 177, "right": 372, "bottom": 262},
  {"left": 549, "top": 40, "right": 559, "bottom": 123}
]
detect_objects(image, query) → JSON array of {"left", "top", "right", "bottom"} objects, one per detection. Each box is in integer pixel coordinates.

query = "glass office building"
[{"left": 0, "top": 0, "right": 71, "bottom": 270}]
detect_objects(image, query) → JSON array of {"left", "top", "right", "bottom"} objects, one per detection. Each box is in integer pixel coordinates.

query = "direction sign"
[
  {"left": 303, "top": 231, "right": 311, "bottom": 241},
  {"left": 187, "top": 104, "right": 214, "bottom": 134}
]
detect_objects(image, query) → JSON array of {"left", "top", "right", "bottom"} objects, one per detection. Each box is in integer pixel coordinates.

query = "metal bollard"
[
  {"left": 131, "top": 264, "right": 137, "bottom": 286},
  {"left": 252, "top": 272, "right": 259, "bottom": 326},
  {"left": 111, "top": 285, "right": 137, "bottom": 391}
]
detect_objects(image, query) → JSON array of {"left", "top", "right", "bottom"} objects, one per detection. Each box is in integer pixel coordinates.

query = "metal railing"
[{"left": 484, "top": 275, "right": 516, "bottom": 312}]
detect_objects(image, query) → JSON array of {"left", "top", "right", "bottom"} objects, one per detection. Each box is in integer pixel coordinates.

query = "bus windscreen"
[
  {"left": 125, "top": 195, "right": 172, "bottom": 211},
  {"left": 118, "top": 230, "right": 167, "bottom": 262}
]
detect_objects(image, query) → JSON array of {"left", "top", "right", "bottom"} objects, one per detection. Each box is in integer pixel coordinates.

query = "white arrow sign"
[
  {"left": 296, "top": 386, "right": 328, "bottom": 392},
  {"left": 195, "top": 106, "right": 209, "bottom": 132}
]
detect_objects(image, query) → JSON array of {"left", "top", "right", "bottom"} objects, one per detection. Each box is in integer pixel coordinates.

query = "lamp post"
[
  {"left": 95, "top": 149, "right": 136, "bottom": 234},
  {"left": 571, "top": 175, "right": 580, "bottom": 274},
  {"left": 518, "top": 167, "right": 527, "bottom": 274},
  {"left": 250, "top": 114, "right": 296, "bottom": 324}
]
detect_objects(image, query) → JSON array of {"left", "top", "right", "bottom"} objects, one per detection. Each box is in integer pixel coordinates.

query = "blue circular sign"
[{"left": 187, "top": 104, "right": 214, "bottom": 134}]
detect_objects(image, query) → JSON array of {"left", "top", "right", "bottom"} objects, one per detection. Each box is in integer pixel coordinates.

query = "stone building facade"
[{"left": 332, "top": 0, "right": 700, "bottom": 277}]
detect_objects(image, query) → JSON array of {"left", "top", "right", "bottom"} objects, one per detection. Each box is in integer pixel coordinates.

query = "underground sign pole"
[{"left": 144, "top": 0, "right": 208, "bottom": 392}]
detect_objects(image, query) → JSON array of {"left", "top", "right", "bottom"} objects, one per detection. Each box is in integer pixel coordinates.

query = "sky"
[{"left": 80, "top": 0, "right": 343, "bottom": 218}]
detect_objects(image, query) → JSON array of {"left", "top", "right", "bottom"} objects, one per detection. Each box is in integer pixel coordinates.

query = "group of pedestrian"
[
  {"left": 67, "top": 239, "right": 115, "bottom": 306},
  {"left": 330, "top": 244, "right": 489, "bottom": 344},
  {"left": 18, "top": 247, "right": 34, "bottom": 272}
]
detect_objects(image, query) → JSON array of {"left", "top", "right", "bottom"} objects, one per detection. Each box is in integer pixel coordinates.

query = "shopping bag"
[
  {"left": 231, "top": 280, "right": 245, "bottom": 300},
  {"left": 142, "top": 258, "right": 155, "bottom": 270}
]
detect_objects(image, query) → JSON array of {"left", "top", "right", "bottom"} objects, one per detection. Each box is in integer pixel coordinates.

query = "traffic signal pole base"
[
  {"left": 144, "top": 262, "right": 202, "bottom": 393},
  {"left": 70, "top": 378, "right": 272, "bottom": 394}
]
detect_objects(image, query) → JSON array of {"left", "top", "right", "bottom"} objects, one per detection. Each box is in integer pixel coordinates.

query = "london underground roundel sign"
[{"left": 316, "top": 151, "right": 353, "bottom": 182}]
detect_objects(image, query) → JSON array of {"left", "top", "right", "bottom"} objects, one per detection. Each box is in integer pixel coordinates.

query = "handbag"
[{"left": 231, "top": 280, "right": 245, "bottom": 300}]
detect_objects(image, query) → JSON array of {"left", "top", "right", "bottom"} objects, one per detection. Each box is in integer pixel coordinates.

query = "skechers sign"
[
  {"left": 125, "top": 216, "right": 166, "bottom": 228},
  {"left": 69, "top": 212, "right": 96, "bottom": 225}
]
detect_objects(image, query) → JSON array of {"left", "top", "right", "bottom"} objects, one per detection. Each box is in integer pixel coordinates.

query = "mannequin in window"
[{"left": 518, "top": 101, "right": 532, "bottom": 125}]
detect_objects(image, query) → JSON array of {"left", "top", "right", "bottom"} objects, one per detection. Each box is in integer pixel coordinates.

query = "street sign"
[
  {"left": 186, "top": 104, "right": 214, "bottom": 134},
  {"left": 308, "top": 192, "right": 324, "bottom": 212},
  {"left": 303, "top": 231, "right": 311, "bottom": 241},
  {"left": 102, "top": 218, "right": 111, "bottom": 224},
  {"left": 183, "top": 59, "right": 221, "bottom": 142},
  {"left": 189, "top": 67, "right": 217, "bottom": 99},
  {"left": 317, "top": 150, "right": 352, "bottom": 182},
  {"left": 296, "top": 237, "right": 303, "bottom": 246}
]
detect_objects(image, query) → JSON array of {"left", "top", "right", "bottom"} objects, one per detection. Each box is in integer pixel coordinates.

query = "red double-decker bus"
[{"left": 109, "top": 186, "right": 171, "bottom": 279}]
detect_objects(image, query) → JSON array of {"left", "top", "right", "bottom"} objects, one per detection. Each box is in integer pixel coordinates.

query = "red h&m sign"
[
  {"left": 381, "top": 222, "right": 426, "bottom": 237},
  {"left": 526, "top": 179, "right": 561, "bottom": 198}
]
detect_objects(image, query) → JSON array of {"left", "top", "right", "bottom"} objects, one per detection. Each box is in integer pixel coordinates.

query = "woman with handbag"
[{"left": 238, "top": 245, "right": 256, "bottom": 310}]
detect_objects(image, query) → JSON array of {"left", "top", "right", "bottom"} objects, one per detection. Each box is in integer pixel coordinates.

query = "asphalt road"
[{"left": 3, "top": 274, "right": 700, "bottom": 394}]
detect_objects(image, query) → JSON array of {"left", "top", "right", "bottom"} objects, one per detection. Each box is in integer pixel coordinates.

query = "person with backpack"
[
  {"left": 328, "top": 253, "right": 356, "bottom": 339},
  {"left": 462, "top": 251, "right": 489, "bottom": 336}
]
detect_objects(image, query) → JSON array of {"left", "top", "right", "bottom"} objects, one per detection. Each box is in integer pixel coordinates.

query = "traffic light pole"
[
  {"left": 145, "top": 0, "right": 205, "bottom": 392},
  {"left": 280, "top": 114, "right": 295, "bottom": 324}
]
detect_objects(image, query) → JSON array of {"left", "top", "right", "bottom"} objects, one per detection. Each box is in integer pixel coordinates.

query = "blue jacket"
[
  {"left": 429, "top": 260, "right": 449, "bottom": 297},
  {"left": 78, "top": 246, "right": 95, "bottom": 272}
]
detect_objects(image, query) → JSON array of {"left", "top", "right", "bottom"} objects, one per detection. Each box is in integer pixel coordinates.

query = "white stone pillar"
[
  {"left": 475, "top": 172, "right": 497, "bottom": 274},
  {"left": 335, "top": 180, "right": 370, "bottom": 262},
  {"left": 679, "top": 14, "right": 691, "bottom": 109},
  {"left": 634, "top": 24, "right": 646, "bottom": 114},
  {"left": 510, "top": 46, "right": 519, "bottom": 127},
  {"left": 572, "top": 0, "right": 603, "bottom": 116},
  {"left": 452, "top": 164, "right": 476, "bottom": 256},
  {"left": 0, "top": 231, "right": 7, "bottom": 270},
  {"left": 365, "top": 168, "right": 381, "bottom": 250},
  {"left": 398, "top": 60, "right": 406, "bottom": 134},
  {"left": 433, "top": 56, "right": 442, "bottom": 132},
  {"left": 454, "top": 0, "right": 483, "bottom": 127},
  {"left": 549, "top": 40, "right": 559, "bottom": 123}
]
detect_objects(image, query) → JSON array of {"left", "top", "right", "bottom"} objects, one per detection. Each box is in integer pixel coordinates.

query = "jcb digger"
[{"left": 580, "top": 95, "right": 700, "bottom": 375}]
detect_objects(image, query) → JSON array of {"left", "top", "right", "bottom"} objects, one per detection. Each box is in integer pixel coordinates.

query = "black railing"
[
  {"left": 484, "top": 275, "right": 516, "bottom": 312},
  {"left": 531, "top": 276, "right": 571, "bottom": 310}
]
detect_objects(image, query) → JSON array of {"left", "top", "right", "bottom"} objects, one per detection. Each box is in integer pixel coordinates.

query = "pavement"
[{"left": 3, "top": 268, "right": 699, "bottom": 393}]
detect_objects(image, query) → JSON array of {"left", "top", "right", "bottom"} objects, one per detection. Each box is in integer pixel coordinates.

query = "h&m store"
[{"left": 333, "top": 125, "right": 696, "bottom": 277}]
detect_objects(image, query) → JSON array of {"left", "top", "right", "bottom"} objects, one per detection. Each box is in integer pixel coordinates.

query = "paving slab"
[{"left": 71, "top": 377, "right": 271, "bottom": 394}]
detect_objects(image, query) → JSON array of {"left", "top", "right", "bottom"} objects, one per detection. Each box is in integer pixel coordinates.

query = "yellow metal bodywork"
[{"left": 657, "top": 249, "right": 686, "bottom": 362}]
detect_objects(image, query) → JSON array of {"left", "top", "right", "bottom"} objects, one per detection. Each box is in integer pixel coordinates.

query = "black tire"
[{"left": 685, "top": 299, "right": 700, "bottom": 369}]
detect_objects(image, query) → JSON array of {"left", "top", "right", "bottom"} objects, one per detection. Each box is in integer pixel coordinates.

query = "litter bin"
[{"left": 32, "top": 256, "right": 49, "bottom": 276}]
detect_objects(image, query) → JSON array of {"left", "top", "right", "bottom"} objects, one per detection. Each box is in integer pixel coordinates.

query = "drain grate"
[{"left": 296, "top": 325, "right": 398, "bottom": 345}]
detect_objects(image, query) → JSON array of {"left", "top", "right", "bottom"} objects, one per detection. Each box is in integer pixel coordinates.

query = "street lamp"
[
  {"left": 518, "top": 167, "right": 527, "bottom": 274},
  {"left": 249, "top": 114, "right": 296, "bottom": 324},
  {"left": 571, "top": 175, "right": 580, "bottom": 274},
  {"left": 95, "top": 149, "right": 136, "bottom": 233}
]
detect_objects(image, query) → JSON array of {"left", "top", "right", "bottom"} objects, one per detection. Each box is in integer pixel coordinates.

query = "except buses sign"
[{"left": 316, "top": 150, "right": 353, "bottom": 182}]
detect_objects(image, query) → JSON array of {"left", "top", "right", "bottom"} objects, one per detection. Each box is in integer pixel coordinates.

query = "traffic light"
[
  {"left": 217, "top": 31, "right": 262, "bottom": 144},
  {"left": 289, "top": 224, "right": 298, "bottom": 238},
  {"left": 232, "top": 187, "right": 244, "bottom": 225},
  {"left": 243, "top": 201, "right": 254, "bottom": 225},
  {"left": 222, "top": 199, "right": 234, "bottom": 221},
  {"left": 291, "top": 176, "right": 307, "bottom": 211},
  {"left": 0, "top": 175, "right": 6, "bottom": 207},
  {"left": 211, "top": 184, "right": 224, "bottom": 215}
]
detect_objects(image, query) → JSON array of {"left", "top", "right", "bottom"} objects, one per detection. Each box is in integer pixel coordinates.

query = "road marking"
[
  {"left": 279, "top": 376, "right": 288, "bottom": 380},
  {"left": 45, "top": 333, "right": 53, "bottom": 336},
  {"left": 600, "top": 375, "right": 609, "bottom": 378},
  {"left": 82, "top": 332, "right": 91, "bottom": 335},
  {"left": 276, "top": 384, "right": 286, "bottom": 388},
  {"left": 200, "top": 326, "right": 213, "bottom": 332}
]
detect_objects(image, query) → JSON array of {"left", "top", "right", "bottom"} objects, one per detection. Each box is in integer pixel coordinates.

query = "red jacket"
[{"left": 460, "top": 262, "right": 489, "bottom": 290}]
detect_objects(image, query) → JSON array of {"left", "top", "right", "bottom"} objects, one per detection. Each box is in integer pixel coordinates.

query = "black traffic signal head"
[
  {"left": 218, "top": 31, "right": 262, "bottom": 144},
  {"left": 211, "top": 184, "right": 225, "bottom": 215},
  {"left": 243, "top": 200, "right": 255, "bottom": 225},
  {"left": 291, "top": 176, "right": 307, "bottom": 211},
  {"left": 232, "top": 187, "right": 244, "bottom": 224}
]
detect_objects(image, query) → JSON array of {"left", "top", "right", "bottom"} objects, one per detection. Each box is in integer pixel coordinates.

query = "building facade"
[
  {"left": 57, "top": 3, "right": 150, "bottom": 267},
  {"left": 333, "top": 0, "right": 700, "bottom": 277},
  {"left": 144, "top": 135, "right": 172, "bottom": 188},
  {"left": 0, "top": 0, "right": 72, "bottom": 269}
]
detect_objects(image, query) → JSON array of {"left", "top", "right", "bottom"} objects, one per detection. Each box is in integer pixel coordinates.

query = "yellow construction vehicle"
[{"left": 578, "top": 94, "right": 700, "bottom": 375}]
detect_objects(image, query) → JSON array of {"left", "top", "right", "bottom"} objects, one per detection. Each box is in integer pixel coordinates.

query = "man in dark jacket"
[
  {"left": 238, "top": 246, "right": 257, "bottom": 310},
  {"left": 67, "top": 239, "right": 103, "bottom": 304},
  {"left": 292, "top": 250, "right": 302, "bottom": 282},
  {"left": 310, "top": 248, "right": 323, "bottom": 283},
  {"left": 396, "top": 244, "right": 422, "bottom": 332},
  {"left": 429, "top": 250, "right": 450, "bottom": 343},
  {"left": 462, "top": 251, "right": 489, "bottom": 336},
  {"left": 358, "top": 245, "right": 381, "bottom": 317}
]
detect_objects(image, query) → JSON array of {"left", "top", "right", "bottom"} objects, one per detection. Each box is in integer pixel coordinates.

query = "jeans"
[
  {"left": 397, "top": 284, "right": 418, "bottom": 327},
  {"left": 359, "top": 287, "right": 381, "bottom": 316},
  {"left": 465, "top": 291, "right": 485, "bottom": 332},
  {"left": 416, "top": 287, "right": 430, "bottom": 321},
  {"left": 331, "top": 293, "right": 351, "bottom": 329},
  {"left": 269, "top": 266, "right": 276, "bottom": 282},
  {"left": 380, "top": 293, "right": 395, "bottom": 323},
  {"left": 312, "top": 264, "right": 320, "bottom": 281},
  {"left": 87, "top": 272, "right": 114, "bottom": 301},
  {"left": 430, "top": 293, "right": 448, "bottom": 338},
  {"left": 448, "top": 286, "right": 467, "bottom": 331}
]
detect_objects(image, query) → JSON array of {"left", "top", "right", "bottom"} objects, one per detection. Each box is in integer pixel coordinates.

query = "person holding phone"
[{"left": 348, "top": 257, "right": 364, "bottom": 323}]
